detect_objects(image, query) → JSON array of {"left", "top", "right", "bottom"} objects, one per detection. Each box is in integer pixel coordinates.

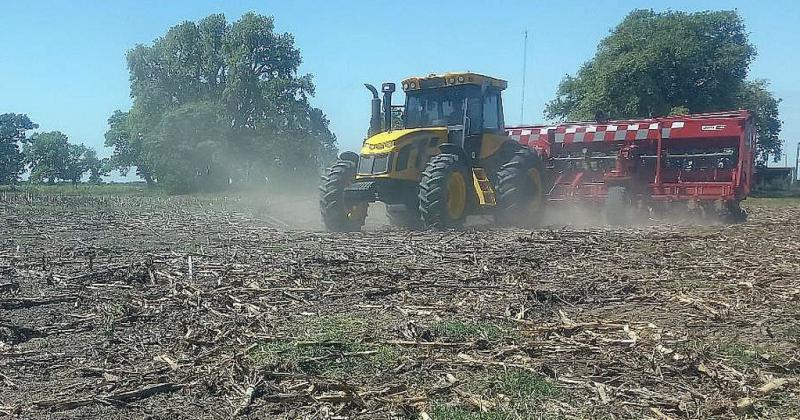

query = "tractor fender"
[
  {"left": 438, "top": 143, "right": 468, "bottom": 162},
  {"left": 338, "top": 151, "right": 360, "bottom": 164}
]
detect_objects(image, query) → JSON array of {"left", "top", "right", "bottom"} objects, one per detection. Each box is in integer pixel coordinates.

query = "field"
[{"left": 1, "top": 189, "right": 799, "bottom": 419}]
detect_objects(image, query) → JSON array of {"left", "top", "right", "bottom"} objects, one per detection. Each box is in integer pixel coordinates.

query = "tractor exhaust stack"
[
  {"left": 381, "top": 82, "right": 395, "bottom": 132},
  {"left": 364, "top": 84, "right": 382, "bottom": 137}
]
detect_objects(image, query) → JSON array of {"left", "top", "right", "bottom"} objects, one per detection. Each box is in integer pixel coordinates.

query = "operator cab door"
[{"left": 462, "top": 88, "right": 504, "bottom": 164}]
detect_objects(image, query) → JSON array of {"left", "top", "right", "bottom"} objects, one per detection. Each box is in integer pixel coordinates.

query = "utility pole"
[
  {"left": 520, "top": 30, "right": 528, "bottom": 124},
  {"left": 795, "top": 141, "right": 799, "bottom": 184}
]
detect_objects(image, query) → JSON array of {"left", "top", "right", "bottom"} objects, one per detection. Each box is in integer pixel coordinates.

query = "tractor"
[{"left": 319, "top": 72, "right": 545, "bottom": 231}]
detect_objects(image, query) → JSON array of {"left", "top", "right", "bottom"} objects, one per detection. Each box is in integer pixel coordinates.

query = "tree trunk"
[{"left": 138, "top": 166, "right": 155, "bottom": 186}]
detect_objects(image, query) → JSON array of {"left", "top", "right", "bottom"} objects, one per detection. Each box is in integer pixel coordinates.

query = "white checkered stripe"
[
  {"left": 506, "top": 127, "right": 552, "bottom": 146},
  {"left": 507, "top": 121, "right": 685, "bottom": 144}
]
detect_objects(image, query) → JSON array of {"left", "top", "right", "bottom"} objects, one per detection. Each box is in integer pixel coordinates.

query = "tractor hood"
[{"left": 360, "top": 127, "right": 448, "bottom": 155}]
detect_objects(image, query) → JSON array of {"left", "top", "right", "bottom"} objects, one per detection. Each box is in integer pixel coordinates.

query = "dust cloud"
[{"left": 224, "top": 185, "right": 389, "bottom": 231}]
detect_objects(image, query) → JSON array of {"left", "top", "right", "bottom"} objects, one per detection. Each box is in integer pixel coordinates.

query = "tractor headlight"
[{"left": 402, "top": 83, "right": 408, "bottom": 90}]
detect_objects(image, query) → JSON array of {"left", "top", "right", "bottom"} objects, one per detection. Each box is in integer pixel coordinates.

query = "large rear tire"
[
  {"left": 386, "top": 203, "right": 422, "bottom": 229},
  {"left": 418, "top": 154, "right": 469, "bottom": 229},
  {"left": 605, "top": 186, "right": 632, "bottom": 225},
  {"left": 495, "top": 148, "right": 547, "bottom": 226},
  {"left": 320, "top": 159, "right": 367, "bottom": 232}
]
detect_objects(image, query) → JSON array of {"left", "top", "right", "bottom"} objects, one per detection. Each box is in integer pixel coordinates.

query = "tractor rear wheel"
[
  {"left": 605, "top": 186, "right": 632, "bottom": 225},
  {"left": 495, "top": 148, "right": 547, "bottom": 226},
  {"left": 320, "top": 159, "right": 367, "bottom": 232},
  {"left": 418, "top": 154, "right": 469, "bottom": 229},
  {"left": 386, "top": 203, "right": 422, "bottom": 229}
]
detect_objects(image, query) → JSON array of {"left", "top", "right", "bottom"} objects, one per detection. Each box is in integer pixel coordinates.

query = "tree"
[
  {"left": 61, "top": 143, "right": 91, "bottom": 186},
  {"left": 0, "top": 113, "right": 37, "bottom": 184},
  {"left": 106, "top": 12, "right": 337, "bottom": 191},
  {"left": 25, "top": 132, "right": 105, "bottom": 185},
  {"left": 24, "top": 131, "right": 70, "bottom": 184},
  {"left": 546, "top": 9, "right": 782, "bottom": 163},
  {"left": 82, "top": 148, "right": 108, "bottom": 184},
  {"left": 148, "top": 101, "right": 231, "bottom": 193},
  {"left": 104, "top": 110, "right": 154, "bottom": 184},
  {"left": 62, "top": 144, "right": 106, "bottom": 186},
  {"left": 738, "top": 80, "right": 782, "bottom": 164}
]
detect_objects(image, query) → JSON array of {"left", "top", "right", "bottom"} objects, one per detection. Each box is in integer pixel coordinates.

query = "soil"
[{"left": 1, "top": 193, "right": 798, "bottom": 419}]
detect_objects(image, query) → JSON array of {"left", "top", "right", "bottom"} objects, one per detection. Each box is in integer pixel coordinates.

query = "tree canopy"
[
  {"left": 105, "top": 12, "right": 337, "bottom": 192},
  {"left": 0, "top": 113, "right": 38, "bottom": 184},
  {"left": 545, "top": 9, "right": 782, "bottom": 164},
  {"left": 24, "top": 131, "right": 71, "bottom": 184}
]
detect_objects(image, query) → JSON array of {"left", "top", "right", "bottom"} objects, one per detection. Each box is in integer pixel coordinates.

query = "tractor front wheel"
[
  {"left": 418, "top": 154, "right": 469, "bottom": 229},
  {"left": 320, "top": 159, "right": 367, "bottom": 232}
]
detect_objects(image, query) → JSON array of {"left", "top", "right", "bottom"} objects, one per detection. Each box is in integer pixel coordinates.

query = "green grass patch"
[
  {"left": 306, "top": 315, "right": 370, "bottom": 342},
  {"left": 248, "top": 340, "right": 400, "bottom": 377},
  {"left": 248, "top": 314, "right": 399, "bottom": 378},
  {"left": 429, "top": 406, "right": 516, "bottom": 420},
  {"left": 720, "top": 342, "right": 760, "bottom": 367},
  {"left": 427, "top": 369, "right": 559, "bottom": 419},
  {"left": 493, "top": 370, "right": 558, "bottom": 399}
]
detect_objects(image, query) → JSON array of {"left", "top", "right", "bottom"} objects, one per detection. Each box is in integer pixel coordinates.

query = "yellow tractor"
[{"left": 320, "top": 72, "right": 545, "bottom": 231}]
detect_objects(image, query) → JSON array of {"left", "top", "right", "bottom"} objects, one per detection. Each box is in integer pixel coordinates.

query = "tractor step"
[{"left": 472, "top": 168, "right": 496, "bottom": 206}]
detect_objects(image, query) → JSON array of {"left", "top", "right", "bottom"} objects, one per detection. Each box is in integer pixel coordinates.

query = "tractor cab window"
[
  {"left": 404, "top": 86, "right": 481, "bottom": 129},
  {"left": 466, "top": 96, "right": 483, "bottom": 135},
  {"left": 483, "top": 93, "right": 500, "bottom": 130}
]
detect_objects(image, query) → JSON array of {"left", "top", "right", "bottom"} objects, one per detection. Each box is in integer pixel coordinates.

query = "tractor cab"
[
  {"left": 401, "top": 73, "right": 508, "bottom": 162},
  {"left": 402, "top": 73, "right": 507, "bottom": 130}
]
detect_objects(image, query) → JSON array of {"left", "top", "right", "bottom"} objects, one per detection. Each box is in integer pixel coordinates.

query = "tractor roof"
[{"left": 401, "top": 72, "right": 508, "bottom": 92}]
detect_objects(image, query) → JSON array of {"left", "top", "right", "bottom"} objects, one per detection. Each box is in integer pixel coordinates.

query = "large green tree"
[
  {"left": 24, "top": 131, "right": 70, "bottom": 184},
  {"left": 0, "top": 113, "right": 38, "bottom": 184},
  {"left": 106, "top": 12, "right": 337, "bottom": 192},
  {"left": 545, "top": 9, "right": 782, "bottom": 164}
]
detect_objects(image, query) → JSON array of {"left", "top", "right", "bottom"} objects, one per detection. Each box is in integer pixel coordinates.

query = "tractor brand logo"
[{"left": 701, "top": 124, "right": 726, "bottom": 131}]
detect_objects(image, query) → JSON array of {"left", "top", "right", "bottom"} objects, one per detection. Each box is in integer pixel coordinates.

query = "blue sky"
[{"left": 1, "top": 0, "right": 798, "bottom": 174}]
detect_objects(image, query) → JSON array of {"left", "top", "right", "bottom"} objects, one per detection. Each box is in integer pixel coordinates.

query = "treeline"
[
  {"left": 0, "top": 113, "right": 106, "bottom": 185},
  {"left": 103, "top": 12, "right": 338, "bottom": 193}
]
